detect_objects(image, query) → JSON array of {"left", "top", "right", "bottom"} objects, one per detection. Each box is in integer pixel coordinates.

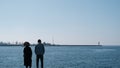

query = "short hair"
[
  {"left": 24, "top": 41, "right": 30, "bottom": 46},
  {"left": 38, "top": 39, "right": 41, "bottom": 43}
]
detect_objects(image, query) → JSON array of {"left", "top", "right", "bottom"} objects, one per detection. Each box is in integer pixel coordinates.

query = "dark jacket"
[
  {"left": 35, "top": 43, "right": 45, "bottom": 55},
  {"left": 23, "top": 46, "right": 32, "bottom": 66}
]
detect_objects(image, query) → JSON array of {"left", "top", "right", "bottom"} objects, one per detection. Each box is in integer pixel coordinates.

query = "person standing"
[
  {"left": 35, "top": 39, "right": 45, "bottom": 68},
  {"left": 23, "top": 42, "right": 32, "bottom": 68}
]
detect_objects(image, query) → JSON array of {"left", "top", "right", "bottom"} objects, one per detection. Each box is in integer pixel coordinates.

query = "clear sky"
[{"left": 0, "top": 0, "right": 120, "bottom": 45}]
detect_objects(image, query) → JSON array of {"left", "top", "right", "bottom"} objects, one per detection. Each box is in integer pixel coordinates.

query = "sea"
[{"left": 0, "top": 45, "right": 120, "bottom": 68}]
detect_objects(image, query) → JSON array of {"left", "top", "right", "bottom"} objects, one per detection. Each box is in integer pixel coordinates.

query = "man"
[{"left": 35, "top": 39, "right": 45, "bottom": 68}]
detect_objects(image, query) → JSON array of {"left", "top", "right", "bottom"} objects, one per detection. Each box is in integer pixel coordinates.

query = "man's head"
[{"left": 38, "top": 39, "right": 41, "bottom": 44}]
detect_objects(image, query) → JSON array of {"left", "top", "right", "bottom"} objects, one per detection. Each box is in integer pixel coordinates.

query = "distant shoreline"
[
  {"left": 0, "top": 44, "right": 120, "bottom": 46},
  {"left": 0, "top": 44, "right": 102, "bottom": 46}
]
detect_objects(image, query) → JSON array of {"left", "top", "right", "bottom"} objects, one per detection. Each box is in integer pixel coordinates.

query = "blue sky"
[{"left": 0, "top": 0, "right": 120, "bottom": 45}]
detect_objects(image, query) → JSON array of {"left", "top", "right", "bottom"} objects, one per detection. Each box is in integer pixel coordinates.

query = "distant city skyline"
[{"left": 0, "top": 0, "right": 120, "bottom": 45}]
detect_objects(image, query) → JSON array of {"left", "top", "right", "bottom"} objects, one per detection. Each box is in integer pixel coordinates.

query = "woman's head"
[{"left": 24, "top": 41, "right": 30, "bottom": 46}]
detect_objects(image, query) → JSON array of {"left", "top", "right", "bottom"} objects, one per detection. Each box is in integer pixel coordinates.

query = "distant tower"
[
  {"left": 16, "top": 41, "right": 18, "bottom": 45},
  {"left": 98, "top": 41, "right": 100, "bottom": 45},
  {"left": 52, "top": 36, "right": 54, "bottom": 45}
]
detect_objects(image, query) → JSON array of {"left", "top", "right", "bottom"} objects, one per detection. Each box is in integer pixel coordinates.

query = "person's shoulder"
[
  {"left": 41, "top": 44, "right": 44, "bottom": 45},
  {"left": 24, "top": 47, "right": 27, "bottom": 49},
  {"left": 35, "top": 44, "right": 39, "bottom": 48},
  {"left": 38, "top": 43, "right": 43, "bottom": 46},
  {"left": 35, "top": 44, "right": 38, "bottom": 46},
  {"left": 26, "top": 46, "right": 30, "bottom": 49}
]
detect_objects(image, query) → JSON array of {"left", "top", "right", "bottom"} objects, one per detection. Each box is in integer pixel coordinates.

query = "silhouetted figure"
[
  {"left": 35, "top": 39, "right": 45, "bottom": 68},
  {"left": 23, "top": 42, "right": 32, "bottom": 68}
]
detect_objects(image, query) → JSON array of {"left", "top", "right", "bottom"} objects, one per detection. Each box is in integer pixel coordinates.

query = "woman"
[{"left": 23, "top": 42, "right": 32, "bottom": 68}]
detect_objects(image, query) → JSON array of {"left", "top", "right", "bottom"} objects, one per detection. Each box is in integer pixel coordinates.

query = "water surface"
[{"left": 0, "top": 45, "right": 120, "bottom": 68}]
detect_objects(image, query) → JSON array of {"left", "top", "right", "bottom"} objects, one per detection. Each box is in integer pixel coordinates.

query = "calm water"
[{"left": 0, "top": 45, "right": 120, "bottom": 68}]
